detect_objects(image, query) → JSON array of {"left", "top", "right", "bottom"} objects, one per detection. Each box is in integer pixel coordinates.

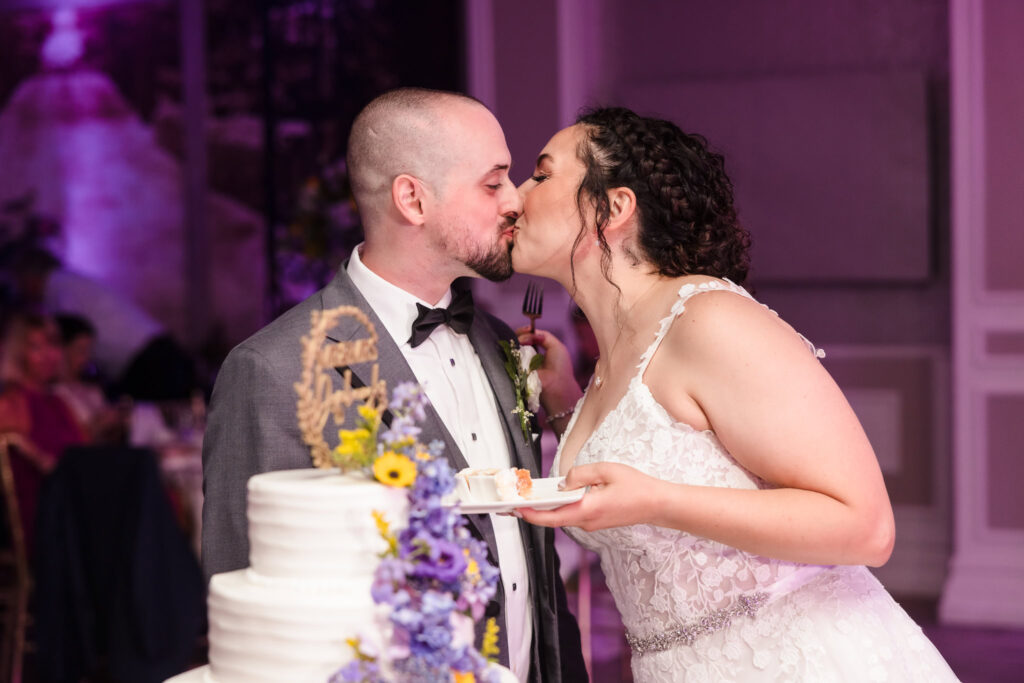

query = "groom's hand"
[
  {"left": 515, "top": 326, "right": 582, "bottom": 423},
  {"left": 518, "top": 462, "right": 664, "bottom": 531}
]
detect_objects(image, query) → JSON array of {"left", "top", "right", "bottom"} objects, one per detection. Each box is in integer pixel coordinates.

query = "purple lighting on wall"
[{"left": 41, "top": 8, "right": 84, "bottom": 68}]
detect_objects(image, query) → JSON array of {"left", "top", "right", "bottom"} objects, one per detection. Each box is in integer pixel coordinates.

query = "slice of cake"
[{"left": 456, "top": 467, "right": 534, "bottom": 502}]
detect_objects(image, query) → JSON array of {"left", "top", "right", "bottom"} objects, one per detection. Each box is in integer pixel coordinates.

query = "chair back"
[
  {"left": 0, "top": 433, "right": 32, "bottom": 683},
  {"left": 0, "top": 435, "right": 29, "bottom": 580}
]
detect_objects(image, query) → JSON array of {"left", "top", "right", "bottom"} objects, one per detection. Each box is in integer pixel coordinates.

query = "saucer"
[{"left": 450, "top": 476, "right": 587, "bottom": 514}]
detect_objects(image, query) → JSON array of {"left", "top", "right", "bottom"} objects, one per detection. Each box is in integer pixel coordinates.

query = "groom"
[{"left": 201, "top": 88, "right": 586, "bottom": 682}]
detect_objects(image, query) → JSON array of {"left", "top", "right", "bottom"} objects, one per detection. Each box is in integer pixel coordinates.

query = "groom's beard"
[{"left": 466, "top": 239, "right": 514, "bottom": 282}]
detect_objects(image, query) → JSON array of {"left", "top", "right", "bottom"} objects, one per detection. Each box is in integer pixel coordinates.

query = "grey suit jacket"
[{"left": 201, "top": 265, "right": 587, "bottom": 682}]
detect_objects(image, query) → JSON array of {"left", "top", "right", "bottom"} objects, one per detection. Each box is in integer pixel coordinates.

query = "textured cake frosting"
[{"left": 205, "top": 469, "right": 408, "bottom": 683}]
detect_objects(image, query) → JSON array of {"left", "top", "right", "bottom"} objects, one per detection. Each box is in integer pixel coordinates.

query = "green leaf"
[{"left": 528, "top": 352, "right": 544, "bottom": 373}]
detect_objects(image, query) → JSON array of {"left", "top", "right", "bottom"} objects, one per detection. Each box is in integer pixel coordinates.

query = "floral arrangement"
[
  {"left": 498, "top": 339, "right": 542, "bottom": 442},
  {"left": 331, "top": 383, "right": 503, "bottom": 683}
]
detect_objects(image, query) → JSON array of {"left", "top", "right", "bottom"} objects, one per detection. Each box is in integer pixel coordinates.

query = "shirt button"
[
  {"left": 512, "top": 582, "right": 517, "bottom": 591},
  {"left": 450, "top": 358, "right": 456, "bottom": 367},
  {"left": 471, "top": 433, "right": 477, "bottom": 441}
]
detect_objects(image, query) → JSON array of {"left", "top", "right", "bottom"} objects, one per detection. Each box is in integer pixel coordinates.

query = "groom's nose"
[{"left": 499, "top": 182, "right": 523, "bottom": 219}]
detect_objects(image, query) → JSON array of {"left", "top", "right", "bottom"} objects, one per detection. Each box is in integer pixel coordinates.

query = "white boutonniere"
[{"left": 498, "top": 339, "right": 543, "bottom": 442}]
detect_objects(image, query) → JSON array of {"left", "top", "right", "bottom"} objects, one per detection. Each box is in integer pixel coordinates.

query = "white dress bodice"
[{"left": 551, "top": 279, "right": 958, "bottom": 682}]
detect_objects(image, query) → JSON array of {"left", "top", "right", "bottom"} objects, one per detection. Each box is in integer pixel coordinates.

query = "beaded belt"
[{"left": 625, "top": 592, "right": 770, "bottom": 656}]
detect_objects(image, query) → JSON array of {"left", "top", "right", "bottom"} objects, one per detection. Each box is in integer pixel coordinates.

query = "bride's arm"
[{"left": 520, "top": 292, "right": 895, "bottom": 568}]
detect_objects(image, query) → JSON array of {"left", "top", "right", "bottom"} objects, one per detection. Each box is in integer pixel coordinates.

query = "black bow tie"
[{"left": 408, "top": 288, "right": 475, "bottom": 348}]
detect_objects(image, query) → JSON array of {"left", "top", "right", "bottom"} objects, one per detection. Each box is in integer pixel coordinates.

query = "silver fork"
[{"left": 522, "top": 282, "right": 544, "bottom": 333}]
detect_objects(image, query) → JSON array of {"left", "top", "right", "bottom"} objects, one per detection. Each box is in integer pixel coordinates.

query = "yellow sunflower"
[{"left": 372, "top": 451, "right": 416, "bottom": 488}]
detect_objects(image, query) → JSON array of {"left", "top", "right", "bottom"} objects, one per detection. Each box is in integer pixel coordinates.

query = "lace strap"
[
  {"left": 634, "top": 278, "right": 824, "bottom": 381},
  {"left": 635, "top": 279, "right": 755, "bottom": 379}
]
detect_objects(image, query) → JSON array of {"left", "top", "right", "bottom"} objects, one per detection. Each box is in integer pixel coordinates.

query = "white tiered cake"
[{"left": 168, "top": 468, "right": 408, "bottom": 683}]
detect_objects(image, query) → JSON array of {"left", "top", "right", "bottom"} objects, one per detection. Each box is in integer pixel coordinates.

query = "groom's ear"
[
  {"left": 392, "top": 174, "right": 427, "bottom": 226},
  {"left": 605, "top": 186, "right": 637, "bottom": 233}
]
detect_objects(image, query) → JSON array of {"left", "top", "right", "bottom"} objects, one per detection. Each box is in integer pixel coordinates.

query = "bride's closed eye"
[{"left": 530, "top": 173, "right": 550, "bottom": 183}]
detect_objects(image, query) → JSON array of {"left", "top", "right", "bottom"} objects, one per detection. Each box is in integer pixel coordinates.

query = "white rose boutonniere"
[{"left": 498, "top": 339, "right": 543, "bottom": 442}]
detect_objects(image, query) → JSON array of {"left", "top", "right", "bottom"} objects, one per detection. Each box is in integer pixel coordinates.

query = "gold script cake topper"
[{"left": 294, "top": 306, "right": 388, "bottom": 469}]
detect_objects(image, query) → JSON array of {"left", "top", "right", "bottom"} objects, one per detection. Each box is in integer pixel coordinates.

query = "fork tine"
[
  {"left": 522, "top": 282, "right": 543, "bottom": 333},
  {"left": 524, "top": 282, "right": 540, "bottom": 315}
]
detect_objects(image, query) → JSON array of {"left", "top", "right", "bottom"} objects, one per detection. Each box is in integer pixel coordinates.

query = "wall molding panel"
[
  {"left": 941, "top": 0, "right": 1024, "bottom": 628},
  {"left": 824, "top": 345, "right": 951, "bottom": 597}
]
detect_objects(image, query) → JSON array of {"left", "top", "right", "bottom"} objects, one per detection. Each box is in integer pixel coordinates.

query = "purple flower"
[
  {"left": 410, "top": 459, "right": 455, "bottom": 498},
  {"left": 414, "top": 622, "right": 453, "bottom": 652},
  {"left": 391, "top": 604, "right": 424, "bottom": 632},
  {"left": 330, "top": 659, "right": 386, "bottom": 683},
  {"left": 390, "top": 382, "right": 428, "bottom": 422},
  {"left": 411, "top": 539, "right": 467, "bottom": 584},
  {"left": 449, "top": 646, "right": 488, "bottom": 678},
  {"left": 370, "top": 558, "right": 407, "bottom": 603},
  {"left": 420, "top": 590, "right": 456, "bottom": 619},
  {"left": 421, "top": 505, "right": 457, "bottom": 539},
  {"left": 393, "top": 657, "right": 450, "bottom": 682},
  {"left": 380, "top": 414, "right": 421, "bottom": 445}
]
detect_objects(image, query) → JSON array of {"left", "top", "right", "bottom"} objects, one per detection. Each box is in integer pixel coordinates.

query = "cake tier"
[
  {"left": 206, "top": 568, "right": 390, "bottom": 683},
  {"left": 246, "top": 468, "right": 408, "bottom": 584}
]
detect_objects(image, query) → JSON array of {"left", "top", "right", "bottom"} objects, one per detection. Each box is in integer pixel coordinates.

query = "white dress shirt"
[{"left": 347, "top": 246, "right": 533, "bottom": 681}]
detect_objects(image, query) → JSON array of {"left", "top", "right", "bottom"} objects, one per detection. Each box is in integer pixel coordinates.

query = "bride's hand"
[
  {"left": 514, "top": 326, "right": 582, "bottom": 418},
  {"left": 518, "top": 462, "right": 664, "bottom": 531}
]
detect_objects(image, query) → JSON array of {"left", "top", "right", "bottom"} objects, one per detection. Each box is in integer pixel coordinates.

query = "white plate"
[{"left": 449, "top": 476, "right": 587, "bottom": 514}]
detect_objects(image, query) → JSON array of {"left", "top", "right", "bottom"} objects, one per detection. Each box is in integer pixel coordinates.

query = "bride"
[{"left": 511, "top": 107, "right": 959, "bottom": 682}]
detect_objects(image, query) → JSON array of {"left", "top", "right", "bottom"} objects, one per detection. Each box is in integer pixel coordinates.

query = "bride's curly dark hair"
[{"left": 573, "top": 107, "right": 751, "bottom": 286}]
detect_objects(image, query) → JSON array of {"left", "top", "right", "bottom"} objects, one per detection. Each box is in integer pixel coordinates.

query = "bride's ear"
[{"left": 604, "top": 186, "right": 637, "bottom": 234}]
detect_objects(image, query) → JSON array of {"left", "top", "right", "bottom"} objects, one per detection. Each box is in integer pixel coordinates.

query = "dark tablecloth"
[{"left": 33, "top": 445, "right": 205, "bottom": 682}]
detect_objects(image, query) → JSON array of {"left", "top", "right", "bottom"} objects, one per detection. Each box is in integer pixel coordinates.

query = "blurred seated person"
[
  {"left": 0, "top": 312, "right": 86, "bottom": 553},
  {"left": 54, "top": 313, "right": 125, "bottom": 442},
  {"left": 5, "top": 245, "right": 198, "bottom": 401}
]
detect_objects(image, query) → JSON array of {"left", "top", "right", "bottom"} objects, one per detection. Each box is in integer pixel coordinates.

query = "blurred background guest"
[
  {"left": 0, "top": 311, "right": 86, "bottom": 554},
  {"left": 53, "top": 312, "right": 125, "bottom": 443},
  {"left": 3, "top": 245, "right": 200, "bottom": 402}
]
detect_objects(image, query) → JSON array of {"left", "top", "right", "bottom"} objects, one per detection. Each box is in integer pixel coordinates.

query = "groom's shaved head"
[{"left": 347, "top": 88, "right": 486, "bottom": 217}]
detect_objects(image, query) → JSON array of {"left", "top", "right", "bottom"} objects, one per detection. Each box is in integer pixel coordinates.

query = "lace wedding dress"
[{"left": 552, "top": 280, "right": 959, "bottom": 682}]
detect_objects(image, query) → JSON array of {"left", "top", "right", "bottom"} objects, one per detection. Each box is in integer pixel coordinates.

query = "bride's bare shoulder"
[{"left": 661, "top": 282, "right": 812, "bottom": 370}]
